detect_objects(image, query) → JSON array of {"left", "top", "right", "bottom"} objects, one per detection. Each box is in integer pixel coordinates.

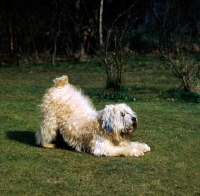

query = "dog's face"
[{"left": 100, "top": 103, "right": 137, "bottom": 138}]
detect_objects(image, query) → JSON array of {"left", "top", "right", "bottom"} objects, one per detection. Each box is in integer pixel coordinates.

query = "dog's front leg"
[
  {"left": 92, "top": 138, "right": 146, "bottom": 157},
  {"left": 130, "top": 142, "right": 150, "bottom": 153}
]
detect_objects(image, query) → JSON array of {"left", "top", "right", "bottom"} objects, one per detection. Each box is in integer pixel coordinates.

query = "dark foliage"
[{"left": 0, "top": 0, "right": 199, "bottom": 61}]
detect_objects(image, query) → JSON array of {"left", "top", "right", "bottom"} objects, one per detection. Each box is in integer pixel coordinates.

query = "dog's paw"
[
  {"left": 43, "top": 143, "right": 55, "bottom": 149},
  {"left": 140, "top": 143, "right": 150, "bottom": 152},
  {"left": 130, "top": 148, "right": 144, "bottom": 157},
  {"left": 131, "top": 142, "right": 150, "bottom": 153}
]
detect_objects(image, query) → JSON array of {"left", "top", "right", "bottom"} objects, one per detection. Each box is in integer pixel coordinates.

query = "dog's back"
[
  {"left": 47, "top": 75, "right": 97, "bottom": 118},
  {"left": 36, "top": 75, "right": 98, "bottom": 149}
]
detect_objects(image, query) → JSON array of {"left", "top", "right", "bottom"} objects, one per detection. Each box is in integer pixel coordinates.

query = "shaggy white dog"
[{"left": 35, "top": 75, "right": 150, "bottom": 157}]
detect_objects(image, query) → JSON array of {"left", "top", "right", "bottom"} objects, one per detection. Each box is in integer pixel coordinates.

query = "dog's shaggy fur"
[{"left": 35, "top": 75, "right": 150, "bottom": 156}]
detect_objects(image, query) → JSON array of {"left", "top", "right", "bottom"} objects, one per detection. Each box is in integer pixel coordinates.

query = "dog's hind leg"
[{"left": 35, "top": 121, "right": 58, "bottom": 148}]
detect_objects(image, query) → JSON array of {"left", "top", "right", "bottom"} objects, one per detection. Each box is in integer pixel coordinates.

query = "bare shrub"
[
  {"left": 156, "top": 42, "right": 200, "bottom": 92},
  {"left": 154, "top": 2, "right": 200, "bottom": 92}
]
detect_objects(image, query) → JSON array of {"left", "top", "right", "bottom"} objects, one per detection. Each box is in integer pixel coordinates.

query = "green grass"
[{"left": 0, "top": 56, "right": 200, "bottom": 195}]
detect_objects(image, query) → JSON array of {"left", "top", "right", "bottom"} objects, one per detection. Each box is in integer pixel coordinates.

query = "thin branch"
[{"left": 105, "top": 1, "right": 137, "bottom": 52}]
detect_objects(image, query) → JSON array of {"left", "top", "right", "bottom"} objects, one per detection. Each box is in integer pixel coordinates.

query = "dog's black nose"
[{"left": 132, "top": 117, "right": 136, "bottom": 122}]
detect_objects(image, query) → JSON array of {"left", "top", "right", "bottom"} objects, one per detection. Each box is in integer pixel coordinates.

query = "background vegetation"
[
  {"left": 0, "top": 56, "right": 200, "bottom": 195},
  {"left": 1, "top": 0, "right": 200, "bottom": 92},
  {"left": 0, "top": 0, "right": 200, "bottom": 60}
]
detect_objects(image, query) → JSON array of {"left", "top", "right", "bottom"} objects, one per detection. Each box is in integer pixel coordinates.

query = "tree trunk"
[
  {"left": 8, "top": 19, "right": 14, "bottom": 55},
  {"left": 99, "top": 0, "right": 104, "bottom": 47},
  {"left": 52, "top": 38, "right": 57, "bottom": 66},
  {"left": 51, "top": 21, "right": 60, "bottom": 66},
  {"left": 51, "top": 2, "right": 65, "bottom": 66}
]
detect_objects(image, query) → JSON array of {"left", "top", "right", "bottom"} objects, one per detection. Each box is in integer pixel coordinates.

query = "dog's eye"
[{"left": 121, "top": 112, "right": 125, "bottom": 117}]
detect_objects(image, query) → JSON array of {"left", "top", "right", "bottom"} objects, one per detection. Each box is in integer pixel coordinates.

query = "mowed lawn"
[{"left": 0, "top": 57, "right": 200, "bottom": 195}]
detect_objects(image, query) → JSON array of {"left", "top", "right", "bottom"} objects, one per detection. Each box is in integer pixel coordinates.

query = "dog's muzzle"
[
  {"left": 121, "top": 118, "right": 137, "bottom": 139},
  {"left": 126, "top": 117, "right": 137, "bottom": 133}
]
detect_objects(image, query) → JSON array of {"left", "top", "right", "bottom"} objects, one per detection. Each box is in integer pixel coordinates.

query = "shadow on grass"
[
  {"left": 6, "top": 130, "right": 35, "bottom": 146},
  {"left": 52, "top": 132, "right": 74, "bottom": 151},
  {"left": 6, "top": 130, "right": 74, "bottom": 151}
]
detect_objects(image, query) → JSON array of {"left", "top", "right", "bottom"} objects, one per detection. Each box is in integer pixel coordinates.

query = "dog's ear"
[
  {"left": 101, "top": 105, "right": 130, "bottom": 135},
  {"left": 101, "top": 105, "right": 124, "bottom": 135},
  {"left": 100, "top": 105, "right": 115, "bottom": 134},
  {"left": 102, "top": 120, "right": 113, "bottom": 134}
]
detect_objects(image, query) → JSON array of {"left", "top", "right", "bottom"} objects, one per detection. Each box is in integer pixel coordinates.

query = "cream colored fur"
[{"left": 35, "top": 75, "right": 150, "bottom": 157}]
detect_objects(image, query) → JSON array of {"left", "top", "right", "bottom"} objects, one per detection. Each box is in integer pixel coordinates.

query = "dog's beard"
[
  {"left": 125, "top": 121, "right": 137, "bottom": 132},
  {"left": 121, "top": 122, "right": 137, "bottom": 139}
]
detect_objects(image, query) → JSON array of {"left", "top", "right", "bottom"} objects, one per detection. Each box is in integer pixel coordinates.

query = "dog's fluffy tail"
[{"left": 53, "top": 75, "right": 69, "bottom": 87}]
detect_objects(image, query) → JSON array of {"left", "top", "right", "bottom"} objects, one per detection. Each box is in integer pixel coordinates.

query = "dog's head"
[{"left": 100, "top": 103, "right": 137, "bottom": 139}]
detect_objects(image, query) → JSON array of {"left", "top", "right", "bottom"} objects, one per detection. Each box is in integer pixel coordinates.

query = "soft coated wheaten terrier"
[{"left": 35, "top": 75, "right": 150, "bottom": 157}]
